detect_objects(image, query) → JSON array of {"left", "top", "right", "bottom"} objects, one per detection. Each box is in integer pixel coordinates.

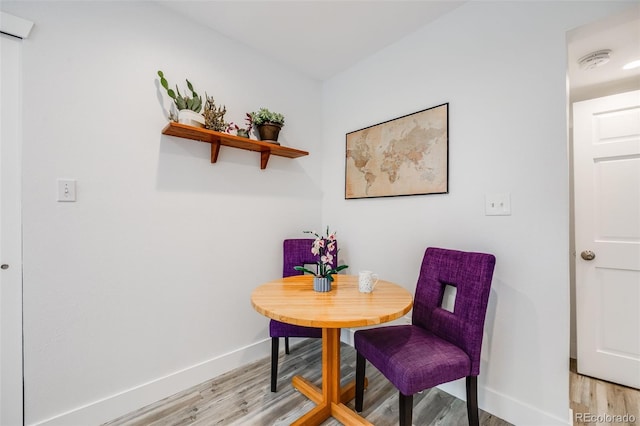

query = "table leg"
[{"left": 291, "top": 328, "right": 373, "bottom": 426}]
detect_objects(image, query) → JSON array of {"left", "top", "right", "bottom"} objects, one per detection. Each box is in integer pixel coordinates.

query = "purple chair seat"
[
  {"left": 269, "top": 321, "right": 322, "bottom": 339},
  {"left": 354, "top": 325, "right": 470, "bottom": 396}
]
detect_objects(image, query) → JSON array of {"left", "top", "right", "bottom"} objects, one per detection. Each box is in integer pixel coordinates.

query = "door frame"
[
  {"left": 0, "top": 11, "right": 33, "bottom": 426},
  {"left": 567, "top": 4, "right": 640, "bottom": 364}
]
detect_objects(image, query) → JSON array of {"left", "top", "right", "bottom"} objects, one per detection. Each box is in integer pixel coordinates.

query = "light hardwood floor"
[
  {"left": 104, "top": 339, "right": 510, "bottom": 426},
  {"left": 570, "top": 359, "right": 639, "bottom": 426},
  {"left": 104, "top": 340, "right": 640, "bottom": 426}
]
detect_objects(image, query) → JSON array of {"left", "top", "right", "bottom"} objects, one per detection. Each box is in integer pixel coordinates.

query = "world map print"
[{"left": 345, "top": 104, "right": 448, "bottom": 199}]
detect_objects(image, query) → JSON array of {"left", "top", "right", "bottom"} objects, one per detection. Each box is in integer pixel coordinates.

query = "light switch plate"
[
  {"left": 57, "top": 179, "right": 76, "bottom": 202},
  {"left": 485, "top": 193, "right": 511, "bottom": 216}
]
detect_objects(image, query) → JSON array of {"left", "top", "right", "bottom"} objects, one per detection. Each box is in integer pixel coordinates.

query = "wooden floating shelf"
[{"left": 161, "top": 122, "right": 309, "bottom": 170}]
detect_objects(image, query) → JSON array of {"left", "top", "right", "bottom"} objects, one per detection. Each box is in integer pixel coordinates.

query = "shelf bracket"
[
  {"left": 210, "top": 141, "right": 221, "bottom": 164},
  {"left": 260, "top": 151, "right": 271, "bottom": 170}
]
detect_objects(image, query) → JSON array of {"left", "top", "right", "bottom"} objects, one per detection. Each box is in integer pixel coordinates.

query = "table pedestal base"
[{"left": 290, "top": 328, "right": 372, "bottom": 426}]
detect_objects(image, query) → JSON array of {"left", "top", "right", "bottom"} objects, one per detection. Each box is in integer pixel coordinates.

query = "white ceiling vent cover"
[{"left": 578, "top": 49, "right": 612, "bottom": 70}]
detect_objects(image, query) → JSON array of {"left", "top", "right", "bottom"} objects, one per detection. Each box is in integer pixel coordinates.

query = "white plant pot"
[{"left": 178, "top": 110, "right": 205, "bottom": 128}]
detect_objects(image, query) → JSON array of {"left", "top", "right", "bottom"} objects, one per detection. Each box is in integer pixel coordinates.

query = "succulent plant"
[
  {"left": 157, "top": 70, "right": 203, "bottom": 113},
  {"left": 249, "top": 108, "right": 285, "bottom": 127}
]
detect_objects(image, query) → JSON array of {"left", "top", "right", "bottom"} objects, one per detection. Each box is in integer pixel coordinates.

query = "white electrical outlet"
[
  {"left": 485, "top": 193, "right": 511, "bottom": 216},
  {"left": 57, "top": 179, "right": 76, "bottom": 202}
]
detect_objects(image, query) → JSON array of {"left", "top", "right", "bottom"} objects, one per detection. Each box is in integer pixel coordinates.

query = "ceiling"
[
  {"left": 567, "top": 4, "right": 640, "bottom": 98},
  {"left": 160, "top": 1, "right": 640, "bottom": 91},
  {"left": 158, "top": 0, "right": 465, "bottom": 81}
]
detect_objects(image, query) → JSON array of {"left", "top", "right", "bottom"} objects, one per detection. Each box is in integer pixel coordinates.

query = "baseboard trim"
[
  {"left": 437, "top": 381, "right": 571, "bottom": 426},
  {"left": 30, "top": 339, "right": 272, "bottom": 426}
]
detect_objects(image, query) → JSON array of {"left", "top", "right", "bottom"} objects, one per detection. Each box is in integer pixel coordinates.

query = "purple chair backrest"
[
  {"left": 412, "top": 247, "right": 496, "bottom": 376},
  {"left": 283, "top": 238, "right": 338, "bottom": 278}
]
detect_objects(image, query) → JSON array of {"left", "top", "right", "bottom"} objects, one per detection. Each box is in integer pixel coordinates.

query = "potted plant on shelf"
[
  {"left": 236, "top": 113, "right": 253, "bottom": 138},
  {"left": 250, "top": 107, "right": 285, "bottom": 144},
  {"left": 157, "top": 70, "right": 204, "bottom": 128},
  {"left": 203, "top": 94, "right": 228, "bottom": 132},
  {"left": 294, "top": 227, "right": 349, "bottom": 292},
  {"left": 225, "top": 113, "right": 252, "bottom": 138}
]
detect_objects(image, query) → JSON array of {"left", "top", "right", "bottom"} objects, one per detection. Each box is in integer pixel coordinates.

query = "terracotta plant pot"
[{"left": 257, "top": 123, "right": 282, "bottom": 144}]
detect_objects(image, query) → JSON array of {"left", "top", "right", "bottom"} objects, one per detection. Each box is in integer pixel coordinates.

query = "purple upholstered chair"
[
  {"left": 354, "top": 247, "right": 496, "bottom": 426},
  {"left": 269, "top": 238, "right": 339, "bottom": 392}
]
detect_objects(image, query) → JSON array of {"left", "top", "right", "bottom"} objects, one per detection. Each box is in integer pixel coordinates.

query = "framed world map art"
[{"left": 345, "top": 103, "right": 449, "bottom": 199}]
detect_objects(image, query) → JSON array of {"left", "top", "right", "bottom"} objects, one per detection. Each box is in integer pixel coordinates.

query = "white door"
[
  {"left": 574, "top": 90, "right": 640, "bottom": 389},
  {"left": 1, "top": 33, "right": 24, "bottom": 425}
]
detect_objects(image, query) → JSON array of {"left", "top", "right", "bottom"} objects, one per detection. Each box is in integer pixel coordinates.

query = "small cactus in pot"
[
  {"left": 157, "top": 70, "right": 204, "bottom": 127},
  {"left": 157, "top": 70, "right": 203, "bottom": 113}
]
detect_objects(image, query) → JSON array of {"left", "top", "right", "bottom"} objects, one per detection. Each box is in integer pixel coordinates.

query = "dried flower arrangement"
[{"left": 203, "top": 94, "right": 228, "bottom": 132}]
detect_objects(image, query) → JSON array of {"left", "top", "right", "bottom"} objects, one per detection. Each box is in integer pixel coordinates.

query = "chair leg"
[
  {"left": 399, "top": 392, "right": 413, "bottom": 426},
  {"left": 270, "top": 337, "right": 279, "bottom": 392},
  {"left": 466, "top": 376, "right": 479, "bottom": 426},
  {"left": 355, "top": 352, "right": 366, "bottom": 412},
  {"left": 285, "top": 336, "right": 290, "bottom": 354}
]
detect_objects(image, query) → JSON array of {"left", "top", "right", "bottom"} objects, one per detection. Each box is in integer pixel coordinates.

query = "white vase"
[{"left": 178, "top": 109, "right": 205, "bottom": 128}]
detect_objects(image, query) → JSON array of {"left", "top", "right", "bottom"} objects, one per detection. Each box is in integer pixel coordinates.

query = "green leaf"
[
  {"left": 157, "top": 70, "right": 164, "bottom": 77},
  {"left": 191, "top": 97, "right": 202, "bottom": 112},
  {"left": 326, "top": 265, "right": 348, "bottom": 276},
  {"left": 167, "top": 89, "right": 176, "bottom": 100},
  {"left": 293, "top": 266, "right": 317, "bottom": 276}
]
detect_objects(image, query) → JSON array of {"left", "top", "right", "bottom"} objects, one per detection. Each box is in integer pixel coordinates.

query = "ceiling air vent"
[{"left": 578, "top": 49, "right": 612, "bottom": 70}]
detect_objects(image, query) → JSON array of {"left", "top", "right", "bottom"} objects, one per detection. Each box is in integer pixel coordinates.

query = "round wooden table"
[{"left": 251, "top": 274, "right": 413, "bottom": 426}]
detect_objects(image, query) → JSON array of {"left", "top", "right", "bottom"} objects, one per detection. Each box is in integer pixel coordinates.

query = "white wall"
[
  {"left": 1, "top": 2, "right": 323, "bottom": 425},
  {"left": 321, "top": 1, "right": 633, "bottom": 425}
]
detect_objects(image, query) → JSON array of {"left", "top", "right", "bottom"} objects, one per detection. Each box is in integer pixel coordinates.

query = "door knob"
[
  {"left": 1, "top": 264, "right": 9, "bottom": 270},
  {"left": 580, "top": 250, "right": 596, "bottom": 261}
]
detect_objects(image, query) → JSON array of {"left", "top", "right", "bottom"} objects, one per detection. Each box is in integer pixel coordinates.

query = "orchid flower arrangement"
[{"left": 294, "top": 227, "right": 348, "bottom": 281}]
